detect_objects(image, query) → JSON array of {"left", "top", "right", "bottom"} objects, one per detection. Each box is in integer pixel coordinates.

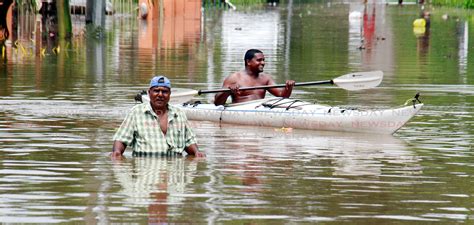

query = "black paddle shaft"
[{"left": 198, "top": 80, "right": 333, "bottom": 95}]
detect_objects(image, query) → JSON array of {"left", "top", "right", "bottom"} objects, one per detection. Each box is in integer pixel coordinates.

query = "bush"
[{"left": 431, "top": 0, "right": 474, "bottom": 8}]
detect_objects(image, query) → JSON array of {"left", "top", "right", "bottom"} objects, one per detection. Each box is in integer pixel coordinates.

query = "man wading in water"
[
  {"left": 111, "top": 76, "right": 205, "bottom": 159},
  {"left": 214, "top": 49, "right": 295, "bottom": 105}
]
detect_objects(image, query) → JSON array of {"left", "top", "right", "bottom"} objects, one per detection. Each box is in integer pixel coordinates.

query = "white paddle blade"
[
  {"left": 170, "top": 89, "right": 198, "bottom": 103},
  {"left": 332, "top": 70, "right": 383, "bottom": 91},
  {"left": 141, "top": 88, "right": 198, "bottom": 104}
]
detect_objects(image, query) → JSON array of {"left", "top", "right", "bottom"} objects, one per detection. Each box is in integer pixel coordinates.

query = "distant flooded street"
[{"left": 1, "top": 1, "right": 473, "bottom": 223}]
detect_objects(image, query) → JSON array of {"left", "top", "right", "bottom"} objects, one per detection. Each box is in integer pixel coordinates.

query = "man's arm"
[
  {"left": 181, "top": 113, "right": 205, "bottom": 157},
  {"left": 111, "top": 140, "right": 127, "bottom": 159},
  {"left": 268, "top": 79, "right": 295, "bottom": 98},
  {"left": 111, "top": 109, "right": 136, "bottom": 160},
  {"left": 214, "top": 75, "right": 240, "bottom": 106},
  {"left": 214, "top": 90, "right": 232, "bottom": 106},
  {"left": 185, "top": 143, "right": 205, "bottom": 157}
]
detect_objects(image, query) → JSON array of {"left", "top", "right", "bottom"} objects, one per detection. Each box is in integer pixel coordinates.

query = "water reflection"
[
  {"left": 193, "top": 122, "right": 428, "bottom": 222},
  {"left": 348, "top": 3, "right": 363, "bottom": 67},
  {"left": 199, "top": 122, "right": 420, "bottom": 177},
  {"left": 86, "top": 36, "right": 106, "bottom": 83},
  {"left": 1, "top": 1, "right": 474, "bottom": 223},
  {"left": 415, "top": 27, "right": 430, "bottom": 60},
  {"left": 363, "top": 5, "right": 376, "bottom": 52},
  {"left": 220, "top": 10, "right": 283, "bottom": 76},
  {"left": 361, "top": 3, "right": 393, "bottom": 72},
  {"left": 457, "top": 21, "right": 468, "bottom": 77},
  {"left": 413, "top": 11, "right": 431, "bottom": 61},
  {"left": 112, "top": 157, "right": 201, "bottom": 223},
  {"left": 137, "top": 0, "right": 201, "bottom": 50},
  {"left": 0, "top": 99, "right": 130, "bottom": 120},
  {"left": 347, "top": 3, "right": 394, "bottom": 73}
]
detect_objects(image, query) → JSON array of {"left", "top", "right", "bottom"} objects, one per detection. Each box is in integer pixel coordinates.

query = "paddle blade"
[
  {"left": 140, "top": 88, "right": 198, "bottom": 104},
  {"left": 170, "top": 89, "right": 198, "bottom": 103},
  {"left": 332, "top": 70, "right": 383, "bottom": 90}
]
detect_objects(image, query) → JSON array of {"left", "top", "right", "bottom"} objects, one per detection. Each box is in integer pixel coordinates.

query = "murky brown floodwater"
[{"left": 1, "top": 1, "right": 473, "bottom": 224}]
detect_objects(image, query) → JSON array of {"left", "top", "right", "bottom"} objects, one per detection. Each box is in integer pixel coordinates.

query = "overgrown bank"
[{"left": 430, "top": 0, "right": 473, "bottom": 9}]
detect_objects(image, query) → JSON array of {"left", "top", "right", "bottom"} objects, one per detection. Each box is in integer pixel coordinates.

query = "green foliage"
[
  {"left": 431, "top": 0, "right": 474, "bottom": 8},
  {"left": 464, "top": 0, "right": 474, "bottom": 8}
]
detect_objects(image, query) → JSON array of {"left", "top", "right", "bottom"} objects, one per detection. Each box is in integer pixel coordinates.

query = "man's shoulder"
[
  {"left": 225, "top": 71, "right": 242, "bottom": 80},
  {"left": 124, "top": 103, "right": 148, "bottom": 117},
  {"left": 132, "top": 102, "right": 148, "bottom": 111}
]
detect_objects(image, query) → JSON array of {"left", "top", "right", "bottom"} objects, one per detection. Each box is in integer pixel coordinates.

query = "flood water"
[{"left": 1, "top": 1, "right": 474, "bottom": 224}]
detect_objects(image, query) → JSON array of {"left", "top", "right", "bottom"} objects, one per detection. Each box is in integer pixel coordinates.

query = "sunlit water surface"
[{"left": 1, "top": 2, "right": 473, "bottom": 224}]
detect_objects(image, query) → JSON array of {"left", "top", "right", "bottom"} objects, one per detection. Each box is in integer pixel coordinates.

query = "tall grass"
[{"left": 431, "top": 0, "right": 474, "bottom": 9}]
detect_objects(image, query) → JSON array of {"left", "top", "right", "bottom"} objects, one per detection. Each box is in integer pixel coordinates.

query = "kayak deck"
[{"left": 176, "top": 98, "right": 423, "bottom": 135}]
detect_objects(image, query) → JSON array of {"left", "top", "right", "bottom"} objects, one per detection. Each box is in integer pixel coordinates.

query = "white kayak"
[{"left": 174, "top": 98, "right": 422, "bottom": 135}]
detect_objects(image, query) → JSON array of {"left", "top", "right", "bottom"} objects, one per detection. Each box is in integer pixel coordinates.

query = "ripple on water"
[
  {"left": 0, "top": 216, "right": 66, "bottom": 223},
  {"left": 1, "top": 3, "right": 473, "bottom": 223},
  {"left": 0, "top": 99, "right": 129, "bottom": 120}
]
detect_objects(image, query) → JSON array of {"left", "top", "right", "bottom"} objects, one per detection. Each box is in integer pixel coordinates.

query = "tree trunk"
[{"left": 56, "top": 0, "right": 72, "bottom": 38}]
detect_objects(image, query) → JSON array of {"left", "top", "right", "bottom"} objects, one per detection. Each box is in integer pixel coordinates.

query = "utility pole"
[{"left": 86, "top": 0, "right": 105, "bottom": 36}]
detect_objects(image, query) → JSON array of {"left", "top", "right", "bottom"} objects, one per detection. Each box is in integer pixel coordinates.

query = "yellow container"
[{"left": 413, "top": 18, "right": 426, "bottom": 27}]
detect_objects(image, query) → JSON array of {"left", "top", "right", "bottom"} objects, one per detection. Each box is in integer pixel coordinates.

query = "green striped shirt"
[{"left": 113, "top": 103, "right": 197, "bottom": 155}]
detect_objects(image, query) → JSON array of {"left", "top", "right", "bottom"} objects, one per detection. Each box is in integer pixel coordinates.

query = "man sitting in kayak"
[
  {"left": 111, "top": 76, "right": 205, "bottom": 159},
  {"left": 214, "top": 49, "right": 296, "bottom": 105}
]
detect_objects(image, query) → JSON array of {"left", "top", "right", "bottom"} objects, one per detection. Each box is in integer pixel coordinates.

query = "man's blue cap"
[{"left": 149, "top": 75, "right": 171, "bottom": 89}]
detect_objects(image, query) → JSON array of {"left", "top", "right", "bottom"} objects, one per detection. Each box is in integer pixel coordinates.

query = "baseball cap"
[{"left": 149, "top": 75, "right": 171, "bottom": 89}]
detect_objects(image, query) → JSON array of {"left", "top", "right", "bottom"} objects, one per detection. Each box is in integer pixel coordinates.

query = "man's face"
[
  {"left": 148, "top": 86, "right": 171, "bottom": 110},
  {"left": 247, "top": 53, "right": 265, "bottom": 73}
]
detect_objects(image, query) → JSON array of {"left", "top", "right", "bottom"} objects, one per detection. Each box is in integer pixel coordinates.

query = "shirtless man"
[{"left": 214, "top": 49, "right": 295, "bottom": 105}]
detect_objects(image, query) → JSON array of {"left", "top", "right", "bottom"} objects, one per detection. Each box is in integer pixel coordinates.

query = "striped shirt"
[{"left": 113, "top": 103, "right": 197, "bottom": 155}]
